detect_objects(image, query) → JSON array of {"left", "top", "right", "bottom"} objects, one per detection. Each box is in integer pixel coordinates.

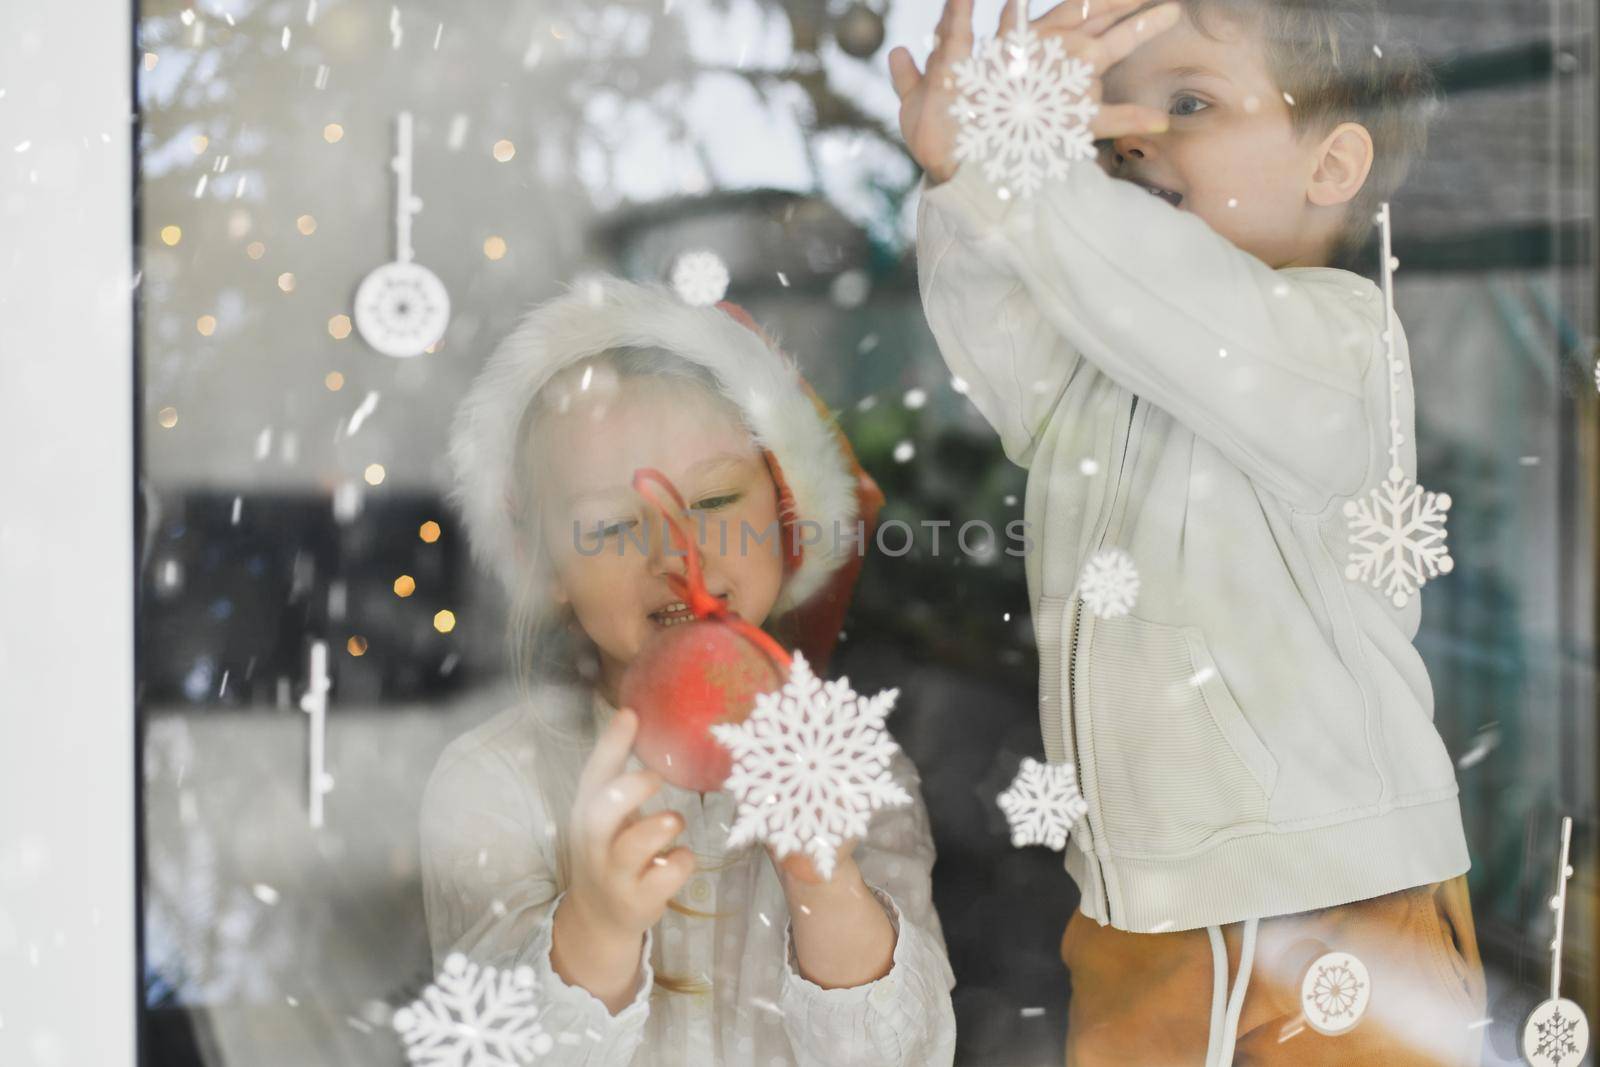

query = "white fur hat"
[{"left": 447, "top": 275, "right": 860, "bottom": 614}]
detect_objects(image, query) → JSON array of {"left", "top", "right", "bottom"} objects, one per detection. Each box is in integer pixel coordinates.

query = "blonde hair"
[
  {"left": 505, "top": 346, "right": 763, "bottom": 996},
  {"left": 1160, "top": 0, "right": 1439, "bottom": 267}
]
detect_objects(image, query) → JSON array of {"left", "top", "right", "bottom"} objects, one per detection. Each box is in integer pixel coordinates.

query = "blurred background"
[{"left": 134, "top": 0, "right": 1598, "bottom": 1063}]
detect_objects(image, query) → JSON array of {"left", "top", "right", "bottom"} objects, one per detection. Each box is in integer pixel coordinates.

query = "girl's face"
[{"left": 536, "top": 374, "right": 786, "bottom": 699}]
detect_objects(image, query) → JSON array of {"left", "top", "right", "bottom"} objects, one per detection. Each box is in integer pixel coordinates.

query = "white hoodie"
[{"left": 916, "top": 161, "right": 1470, "bottom": 934}]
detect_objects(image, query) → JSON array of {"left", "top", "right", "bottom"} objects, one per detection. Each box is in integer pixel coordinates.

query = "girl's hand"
[
  {"left": 551, "top": 710, "right": 696, "bottom": 1011},
  {"left": 888, "top": 0, "right": 1182, "bottom": 186},
  {"left": 769, "top": 838, "right": 860, "bottom": 887}
]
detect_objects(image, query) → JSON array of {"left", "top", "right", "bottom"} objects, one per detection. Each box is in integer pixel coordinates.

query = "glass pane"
[{"left": 136, "top": 0, "right": 1597, "bottom": 1063}]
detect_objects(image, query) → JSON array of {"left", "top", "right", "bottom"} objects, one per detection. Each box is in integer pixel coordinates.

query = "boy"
[{"left": 890, "top": 0, "right": 1487, "bottom": 1063}]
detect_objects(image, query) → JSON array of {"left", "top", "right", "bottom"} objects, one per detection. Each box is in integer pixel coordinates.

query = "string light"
[
  {"left": 433, "top": 610, "right": 457, "bottom": 634},
  {"left": 393, "top": 575, "right": 416, "bottom": 597},
  {"left": 419, "top": 520, "right": 441, "bottom": 543}
]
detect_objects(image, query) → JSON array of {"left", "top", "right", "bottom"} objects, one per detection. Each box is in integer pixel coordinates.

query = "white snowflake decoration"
[
  {"left": 1524, "top": 817, "right": 1590, "bottom": 1066},
  {"left": 997, "top": 757, "right": 1087, "bottom": 851},
  {"left": 711, "top": 651, "right": 911, "bottom": 880},
  {"left": 670, "top": 250, "right": 730, "bottom": 307},
  {"left": 1343, "top": 471, "right": 1453, "bottom": 608},
  {"left": 1077, "top": 547, "right": 1140, "bottom": 619},
  {"left": 1525, "top": 999, "right": 1589, "bottom": 1067},
  {"left": 1300, "top": 951, "right": 1370, "bottom": 1036},
  {"left": 393, "top": 952, "right": 553, "bottom": 1066},
  {"left": 1346, "top": 204, "right": 1453, "bottom": 609},
  {"left": 948, "top": 23, "right": 1100, "bottom": 198}
]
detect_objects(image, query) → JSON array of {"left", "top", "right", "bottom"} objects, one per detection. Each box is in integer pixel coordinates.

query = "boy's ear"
[{"left": 1307, "top": 121, "right": 1375, "bottom": 208}]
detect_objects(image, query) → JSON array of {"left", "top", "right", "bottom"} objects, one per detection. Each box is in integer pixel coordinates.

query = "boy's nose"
[{"left": 1111, "top": 135, "right": 1153, "bottom": 167}]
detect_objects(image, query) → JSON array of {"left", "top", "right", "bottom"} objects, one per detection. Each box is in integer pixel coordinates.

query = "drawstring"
[{"left": 1204, "top": 917, "right": 1259, "bottom": 1067}]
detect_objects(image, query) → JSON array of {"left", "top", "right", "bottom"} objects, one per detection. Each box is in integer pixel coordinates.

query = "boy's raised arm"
[
  {"left": 924, "top": 161, "right": 1381, "bottom": 509},
  {"left": 896, "top": 0, "right": 1384, "bottom": 510},
  {"left": 916, "top": 183, "right": 1092, "bottom": 469}
]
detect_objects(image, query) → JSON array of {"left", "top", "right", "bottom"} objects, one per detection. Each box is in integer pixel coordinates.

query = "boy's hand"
[{"left": 889, "top": 0, "right": 1183, "bottom": 187}]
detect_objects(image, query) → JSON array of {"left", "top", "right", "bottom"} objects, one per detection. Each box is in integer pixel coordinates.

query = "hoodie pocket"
[{"left": 1085, "top": 613, "right": 1277, "bottom": 857}]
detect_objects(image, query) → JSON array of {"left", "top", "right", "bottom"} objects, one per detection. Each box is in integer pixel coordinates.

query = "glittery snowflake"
[
  {"left": 1077, "top": 547, "right": 1140, "bottom": 619},
  {"left": 393, "top": 952, "right": 553, "bottom": 1066},
  {"left": 711, "top": 651, "right": 911, "bottom": 880},
  {"left": 948, "top": 23, "right": 1099, "bottom": 197},
  {"left": 670, "top": 250, "right": 730, "bottom": 307},
  {"left": 1525, "top": 998, "right": 1590, "bottom": 1067},
  {"left": 997, "top": 757, "right": 1087, "bottom": 851},
  {"left": 1300, "top": 951, "right": 1369, "bottom": 1036},
  {"left": 1343, "top": 470, "right": 1453, "bottom": 609}
]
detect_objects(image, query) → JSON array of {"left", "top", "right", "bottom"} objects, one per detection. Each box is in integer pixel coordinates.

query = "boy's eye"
[
  {"left": 1171, "top": 94, "right": 1209, "bottom": 117},
  {"left": 690, "top": 493, "right": 740, "bottom": 512},
  {"left": 597, "top": 518, "right": 637, "bottom": 538}
]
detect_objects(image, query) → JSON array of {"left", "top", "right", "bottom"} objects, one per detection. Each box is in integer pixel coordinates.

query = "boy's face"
[{"left": 1099, "top": 11, "right": 1336, "bottom": 268}]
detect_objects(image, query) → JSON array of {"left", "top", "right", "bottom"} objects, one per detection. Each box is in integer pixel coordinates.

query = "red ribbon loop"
[{"left": 630, "top": 467, "right": 793, "bottom": 671}]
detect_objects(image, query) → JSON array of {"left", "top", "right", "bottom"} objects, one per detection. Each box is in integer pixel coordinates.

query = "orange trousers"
[{"left": 1061, "top": 876, "right": 1487, "bottom": 1066}]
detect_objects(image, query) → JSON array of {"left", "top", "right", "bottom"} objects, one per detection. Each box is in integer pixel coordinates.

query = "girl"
[{"left": 419, "top": 276, "right": 957, "bottom": 1065}]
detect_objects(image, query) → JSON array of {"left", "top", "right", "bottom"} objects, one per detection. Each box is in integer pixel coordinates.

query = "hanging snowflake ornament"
[
  {"left": 1526, "top": 1000, "right": 1589, "bottom": 1067},
  {"left": 670, "top": 250, "right": 730, "bottom": 307},
  {"left": 354, "top": 111, "right": 451, "bottom": 359},
  {"left": 1077, "top": 547, "right": 1140, "bottom": 619},
  {"left": 1300, "top": 951, "right": 1370, "bottom": 1036},
  {"left": 997, "top": 757, "right": 1087, "bottom": 851},
  {"left": 1343, "top": 471, "right": 1453, "bottom": 608},
  {"left": 392, "top": 952, "right": 553, "bottom": 1066},
  {"left": 1344, "top": 204, "right": 1453, "bottom": 608},
  {"left": 1523, "top": 816, "right": 1590, "bottom": 1067},
  {"left": 711, "top": 651, "right": 911, "bottom": 881},
  {"left": 947, "top": 20, "right": 1100, "bottom": 198}
]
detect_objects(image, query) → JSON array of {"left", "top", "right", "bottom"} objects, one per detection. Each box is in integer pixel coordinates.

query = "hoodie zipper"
[{"left": 1066, "top": 394, "right": 1139, "bottom": 923}]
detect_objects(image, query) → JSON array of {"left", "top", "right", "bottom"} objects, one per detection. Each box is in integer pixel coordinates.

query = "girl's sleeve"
[
  {"left": 419, "top": 738, "right": 653, "bottom": 1066},
  {"left": 918, "top": 162, "right": 1387, "bottom": 510},
  {"left": 776, "top": 749, "right": 958, "bottom": 1067}
]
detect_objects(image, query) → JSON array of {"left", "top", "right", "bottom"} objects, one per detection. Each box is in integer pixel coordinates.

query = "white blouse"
[{"left": 419, "top": 685, "right": 957, "bottom": 1066}]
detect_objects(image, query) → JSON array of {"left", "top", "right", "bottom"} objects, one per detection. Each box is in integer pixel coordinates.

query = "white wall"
[{"left": 0, "top": 4, "right": 136, "bottom": 1065}]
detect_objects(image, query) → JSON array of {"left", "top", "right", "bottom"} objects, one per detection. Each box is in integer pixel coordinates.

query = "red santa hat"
[{"left": 448, "top": 275, "right": 882, "bottom": 672}]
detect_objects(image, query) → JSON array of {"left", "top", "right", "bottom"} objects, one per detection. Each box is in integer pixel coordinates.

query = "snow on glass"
[
  {"left": 393, "top": 953, "right": 554, "bottom": 1065},
  {"left": 948, "top": 20, "right": 1099, "bottom": 198},
  {"left": 670, "top": 250, "right": 731, "bottom": 307},
  {"left": 712, "top": 652, "right": 911, "bottom": 880}
]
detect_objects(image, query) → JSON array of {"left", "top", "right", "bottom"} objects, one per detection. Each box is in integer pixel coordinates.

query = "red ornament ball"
[{"left": 621, "top": 619, "right": 785, "bottom": 792}]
